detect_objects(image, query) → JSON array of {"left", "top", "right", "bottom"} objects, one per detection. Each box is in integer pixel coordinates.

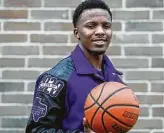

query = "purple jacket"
[{"left": 26, "top": 45, "right": 124, "bottom": 133}]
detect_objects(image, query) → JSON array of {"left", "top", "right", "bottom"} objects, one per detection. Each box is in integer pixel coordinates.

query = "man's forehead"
[{"left": 78, "top": 8, "right": 111, "bottom": 23}]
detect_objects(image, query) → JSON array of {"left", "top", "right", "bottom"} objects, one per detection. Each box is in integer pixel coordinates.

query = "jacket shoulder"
[{"left": 46, "top": 56, "right": 75, "bottom": 81}]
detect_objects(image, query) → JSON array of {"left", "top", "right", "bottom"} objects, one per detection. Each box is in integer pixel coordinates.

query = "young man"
[{"left": 26, "top": 0, "right": 124, "bottom": 132}]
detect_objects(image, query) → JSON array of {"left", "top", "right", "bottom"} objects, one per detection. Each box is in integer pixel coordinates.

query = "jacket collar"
[{"left": 71, "top": 45, "right": 118, "bottom": 75}]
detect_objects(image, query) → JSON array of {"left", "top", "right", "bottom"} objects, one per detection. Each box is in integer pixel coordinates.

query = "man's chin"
[{"left": 90, "top": 50, "right": 106, "bottom": 55}]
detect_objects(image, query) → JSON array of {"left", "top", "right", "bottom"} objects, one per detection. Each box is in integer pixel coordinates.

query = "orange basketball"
[{"left": 84, "top": 82, "right": 140, "bottom": 133}]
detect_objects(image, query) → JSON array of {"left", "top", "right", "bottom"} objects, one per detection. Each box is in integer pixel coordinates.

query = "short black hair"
[{"left": 72, "top": 0, "right": 112, "bottom": 28}]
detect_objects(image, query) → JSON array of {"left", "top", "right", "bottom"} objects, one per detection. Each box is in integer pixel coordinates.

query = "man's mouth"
[{"left": 92, "top": 40, "right": 107, "bottom": 46}]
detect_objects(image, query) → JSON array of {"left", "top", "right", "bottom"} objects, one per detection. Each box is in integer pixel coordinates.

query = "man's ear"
[{"left": 74, "top": 28, "right": 80, "bottom": 40}]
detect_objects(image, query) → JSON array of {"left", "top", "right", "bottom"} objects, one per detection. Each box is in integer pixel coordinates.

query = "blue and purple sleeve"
[{"left": 25, "top": 74, "right": 80, "bottom": 133}]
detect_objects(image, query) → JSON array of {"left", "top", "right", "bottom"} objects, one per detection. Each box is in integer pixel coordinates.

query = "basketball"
[{"left": 84, "top": 82, "right": 140, "bottom": 133}]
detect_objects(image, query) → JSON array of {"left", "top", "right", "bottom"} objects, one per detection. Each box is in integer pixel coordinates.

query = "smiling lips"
[{"left": 92, "top": 39, "right": 107, "bottom": 46}]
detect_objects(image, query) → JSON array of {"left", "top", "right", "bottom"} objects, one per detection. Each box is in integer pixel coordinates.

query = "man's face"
[{"left": 74, "top": 8, "right": 112, "bottom": 55}]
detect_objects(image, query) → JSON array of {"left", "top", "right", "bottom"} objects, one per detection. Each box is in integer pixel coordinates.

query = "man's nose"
[{"left": 95, "top": 26, "right": 105, "bottom": 35}]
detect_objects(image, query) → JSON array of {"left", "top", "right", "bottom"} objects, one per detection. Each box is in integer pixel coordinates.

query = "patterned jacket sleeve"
[{"left": 25, "top": 73, "right": 80, "bottom": 133}]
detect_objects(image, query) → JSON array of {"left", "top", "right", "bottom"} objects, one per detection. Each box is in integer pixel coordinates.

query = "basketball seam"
[
  {"left": 89, "top": 86, "right": 129, "bottom": 116},
  {"left": 102, "top": 108, "right": 133, "bottom": 128},
  {"left": 89, "top": 82, "right": 107, "bottom": 130},
  {"left": 100, "top": 87, "right": 130, "bottom": 107},
  {"left": 84, "top": 82, "right": 107, "bottom": 110},
  {"left": 89, "top": 86, "right": 131, "bottom": 131},
  {"left": 104, "top": 104, "right": 139, "bottom": 127},
  {"left": 102, "top": 112, "right": 109, "bottom": 133},
  {"left": 106, "top": 104, "right": 139, "bottom": 109}
]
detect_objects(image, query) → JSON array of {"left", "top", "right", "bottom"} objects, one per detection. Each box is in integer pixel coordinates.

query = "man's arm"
[{"left": 25, "top": 74, "right": 80, "bottom": 133}]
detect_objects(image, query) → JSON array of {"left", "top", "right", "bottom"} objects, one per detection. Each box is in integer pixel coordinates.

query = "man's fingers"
[
  {"left": 83, "top": 118, "right": 87, "bottom": 125},
  {"left": 83, "top": 118, "right": 90, "bottom": 133}
]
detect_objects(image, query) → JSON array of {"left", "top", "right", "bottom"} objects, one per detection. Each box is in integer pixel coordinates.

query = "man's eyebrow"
[{"left": 84, "top": 20, "right": 111, "bottom": 23}]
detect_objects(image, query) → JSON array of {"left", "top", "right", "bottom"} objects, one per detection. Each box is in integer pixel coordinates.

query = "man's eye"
[
  {"left": 86, "top": 23, "right": 95, "bottom": 28},
  {"left": 104, "top": 24, "right": 111, "bottom": 29},
  {"left": 87, "top": 25, "right": 93, "bottom": 28}
]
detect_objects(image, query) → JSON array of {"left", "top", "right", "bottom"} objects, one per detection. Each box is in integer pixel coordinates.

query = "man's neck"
[{"left": 80, "top": 46, "right": 104, "bottom": 70}]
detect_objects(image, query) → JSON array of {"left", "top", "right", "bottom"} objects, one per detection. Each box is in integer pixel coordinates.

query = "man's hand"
[{"left": 83, "top": 118, "right": 95, "bottom": 133}]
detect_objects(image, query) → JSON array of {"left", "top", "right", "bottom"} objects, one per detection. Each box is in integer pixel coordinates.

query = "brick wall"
[{"left": 0, "top": 0, "right": 163, "bottom": 133}]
